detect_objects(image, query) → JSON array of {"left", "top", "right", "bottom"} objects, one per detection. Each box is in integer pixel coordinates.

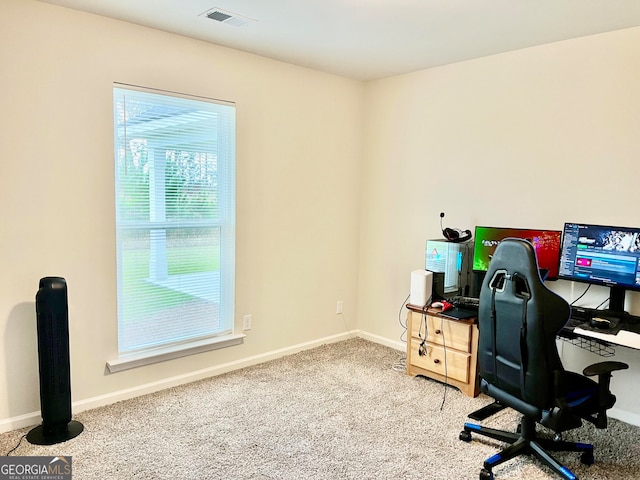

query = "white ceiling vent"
[{"left": 200, "top": 8, "right": 256, "bottom": 27}]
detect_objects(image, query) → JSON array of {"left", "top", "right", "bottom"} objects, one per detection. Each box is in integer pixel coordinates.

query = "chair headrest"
[
  {"left": 480, "top": 238, "right": 570, "bottom": 320},
  {"left": 486, "top": 238, "right": 541, "bottom": 283}
]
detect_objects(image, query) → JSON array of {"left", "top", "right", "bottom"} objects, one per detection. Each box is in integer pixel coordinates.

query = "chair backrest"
[{"left": 477, "top": 238, "right": 570, "bottom": 409}]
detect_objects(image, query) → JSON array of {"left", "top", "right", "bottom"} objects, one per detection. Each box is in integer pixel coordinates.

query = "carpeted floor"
[{"left": 1, "top": 338, "right": 639, "bottom": 479}]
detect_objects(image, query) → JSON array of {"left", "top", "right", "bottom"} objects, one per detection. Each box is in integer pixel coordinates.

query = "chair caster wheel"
[
  {"left": 459, "top": 430, "right": 472, "bottom": 442},
  {"left": 580, "top": 451, "right": 594, "bottom": 466},
  {"left": 480, "top": 468, "right": 494, "bottom": 480}
]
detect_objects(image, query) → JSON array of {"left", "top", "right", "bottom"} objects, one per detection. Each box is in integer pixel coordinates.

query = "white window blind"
[{"left": 113, "top": 84, "right": 235, "bottom": 355}]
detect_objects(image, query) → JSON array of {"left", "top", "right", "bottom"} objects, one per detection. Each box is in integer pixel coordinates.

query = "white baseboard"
[
  {"left": 4, "top": 331, "right": 637, "bottom": 435},
  {"left": 0, "top": 330, "right": 640, "bottom": 433},
  {"left": 609, "top": 407, "right": 640, "bottom": 427},
  {"left": 360, "top": 332, "right": 640, "bottom": 428},
  {"left": 0, "top": 330, "right": 359, "bottom": 434},
  {"left": 0, "top": 412, "right": 42, "bottom": 436},
  {"left": 357, "top": 331, "right": 405, "bottom": 352}
]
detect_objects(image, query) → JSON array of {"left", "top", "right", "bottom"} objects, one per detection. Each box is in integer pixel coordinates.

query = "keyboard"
[
  {"left": 563, "top": 317, "right": 585, "bottom": 330},
  {"left": 451, "top": 296, "right": 480, "bottom": 310}
]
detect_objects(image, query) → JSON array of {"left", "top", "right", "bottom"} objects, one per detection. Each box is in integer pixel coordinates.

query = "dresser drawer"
[
  {"left": 409, "top": 312, "right": 472, "bottom": 352},
  {"left": 409, "top": 338, "right": 470, "bottom": 383}
]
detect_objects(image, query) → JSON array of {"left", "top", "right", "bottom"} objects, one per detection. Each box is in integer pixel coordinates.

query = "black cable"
[
  {"left": 463, "top": 242, "right": 473, "bottom": 296},
  {"left": 398, "top": 293, "right": 410, "bottom": 342},
  {"left": 569, "top": 284, "right": 610, "bottom": 311},
  {"left": 439, "top": 315, "right": 448, "bottom": 410},
  {"left": 418, "top": 309, "right": 428, "bottom": 356},
  {"left": 570, "top": 284, "right": 591, "bottom": 306},
  {"left": 4, "top": 434, "right": 26, "bottom": 456},
  {"left": 391, "top": 294, "right": 411, "bottom": 373},
  {"left": 596, "top": 297, "right": 609, "bottom": 310}
]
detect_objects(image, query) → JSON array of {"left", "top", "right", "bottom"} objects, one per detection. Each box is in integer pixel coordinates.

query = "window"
[{"left": 113, "top": 84, "right": 236, "bottom": 359}]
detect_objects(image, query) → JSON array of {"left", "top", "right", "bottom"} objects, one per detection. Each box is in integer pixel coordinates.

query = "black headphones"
[{"left": 440, "top": 212, "right": 472, "bottom": 243}]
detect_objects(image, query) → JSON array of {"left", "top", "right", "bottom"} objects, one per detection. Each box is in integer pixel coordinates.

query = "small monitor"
[
  {"left": 558, "top": 222, "right": 640, "bottom": 314},
  {"left": 473, "top": 226, "right": 562, "bottom": 280}
]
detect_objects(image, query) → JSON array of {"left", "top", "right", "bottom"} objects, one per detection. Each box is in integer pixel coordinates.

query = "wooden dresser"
[{"left": 406, "top": 304, "right": 480, "bottom": 397}]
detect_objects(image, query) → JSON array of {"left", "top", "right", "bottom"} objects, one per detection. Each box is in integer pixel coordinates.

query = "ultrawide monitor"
[
  {"left": 473, "top": 226, "right": 562, "bottom": 280},
  {"left": 558, "top": 222, "right": 640, "bottom": 313}
]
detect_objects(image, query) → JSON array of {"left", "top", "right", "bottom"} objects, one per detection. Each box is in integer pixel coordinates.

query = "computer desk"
[
  {"left": 468, "top": 311, "right": 640, "bottom": 422},
  {"left": 558, "top": 311, "right": 640, "bottom": 356}
]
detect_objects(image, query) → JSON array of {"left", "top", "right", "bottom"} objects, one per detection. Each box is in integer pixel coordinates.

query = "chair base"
[
  {"left": 460, "top": 416, "right": 593, "bottom": 480},
  {"left": 468, "top": 401, "right": 507, "bottom": 421}
]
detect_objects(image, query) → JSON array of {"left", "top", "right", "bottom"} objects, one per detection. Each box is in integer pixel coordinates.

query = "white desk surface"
[{"left": 574, "top": 327, "right": 640, "bottom": 350}]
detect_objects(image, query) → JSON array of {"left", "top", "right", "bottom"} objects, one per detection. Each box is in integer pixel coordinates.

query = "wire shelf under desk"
[{"left": 559, "top": 335, "right": 615, "bottom": 357}]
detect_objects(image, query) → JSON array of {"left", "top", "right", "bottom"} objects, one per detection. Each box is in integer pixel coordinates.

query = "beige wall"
[
  {"left": 2, "top": 0, "right": 640, "bottom": 431},
  {"left": 0, "top": 0, "right": 363, "bottom": 429},
  {"left": 359, "top": 27, "right": 640, "bottom": 423}
]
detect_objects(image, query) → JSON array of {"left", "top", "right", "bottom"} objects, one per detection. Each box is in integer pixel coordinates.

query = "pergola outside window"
[{"left": 113, "top": 84, "right": 236, "bottom": 355}]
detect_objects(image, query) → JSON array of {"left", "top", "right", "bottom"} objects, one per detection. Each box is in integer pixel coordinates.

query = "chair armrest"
[
  {"left": 583, "top": 361, "right": 628, "bottom": 377},
  {"left": 582, "top": 361, "right": 628, "bottom": 429}
]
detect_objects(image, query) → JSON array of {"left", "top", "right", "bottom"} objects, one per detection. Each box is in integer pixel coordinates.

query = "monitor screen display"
[
  {"left": 558, "top": 223, "right": 640, "bottom": 293},
  {"left": 473, "top": 226, "right": 562, "bottom": 279}
]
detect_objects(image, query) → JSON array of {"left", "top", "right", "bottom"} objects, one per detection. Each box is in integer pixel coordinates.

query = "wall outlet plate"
[{"left": 243, "top": 314, "right": 252, "bottom": 330}]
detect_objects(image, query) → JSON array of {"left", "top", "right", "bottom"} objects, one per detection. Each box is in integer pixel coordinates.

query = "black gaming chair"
[{"left": 460, "top": 238, "right": 628, "bottom": 480}]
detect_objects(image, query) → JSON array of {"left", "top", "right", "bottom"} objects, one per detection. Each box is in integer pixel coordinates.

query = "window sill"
[{"left": 106, "top": 333, "right": 245, "bottom": 373}]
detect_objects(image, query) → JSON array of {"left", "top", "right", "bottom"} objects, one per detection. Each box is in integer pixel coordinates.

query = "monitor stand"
[{"left": 600, "top": 286, "right": 633, "bottom": 323}]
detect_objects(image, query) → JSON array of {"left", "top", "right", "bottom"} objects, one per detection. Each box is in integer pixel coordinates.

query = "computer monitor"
[
  {"left": 473, "top": 226, "right": 562, "bottom": 280},
  {"left": 558, "top": 222, "right": 640, "bottom": 315}
]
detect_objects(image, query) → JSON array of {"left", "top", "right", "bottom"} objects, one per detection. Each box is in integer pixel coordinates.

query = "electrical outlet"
[
  {"left": 243, "top": 314, "right": 252, "bottom": 331},
  {"left": 336, "top": 301, "right": 343, "bottom": 314}
]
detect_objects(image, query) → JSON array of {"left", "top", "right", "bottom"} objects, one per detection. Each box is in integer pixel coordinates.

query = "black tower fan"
[{"left": 27, "top": 277, "right": 83, "bottom": 445}]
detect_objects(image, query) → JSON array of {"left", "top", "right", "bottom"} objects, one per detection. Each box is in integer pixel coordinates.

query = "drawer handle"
[
  {"left": 434, "top": 359, "right": 440, "bottom": 364},
  {"left": 435, "top": 329, "right": 442, "bottom": 335}
]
